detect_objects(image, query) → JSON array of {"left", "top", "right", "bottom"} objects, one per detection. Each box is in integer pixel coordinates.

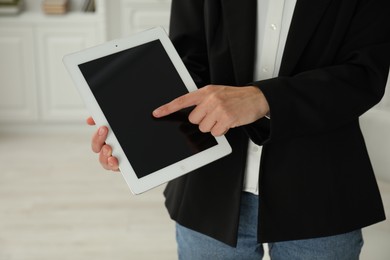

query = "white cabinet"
[
  {"left": 119, "top": 0, "right": 171, "bottom": 36},
  {"left": 0, "top": 0, "right": 106, "bottom": 123},
  {"left": 0, "top": 26, "right": 38, "bottom": 121},
  {"left": 36, "top": 24, "right": 100, "bottom": 121},
  {"left": 0, "top": 0, "right": 173, "bottom": 124}
]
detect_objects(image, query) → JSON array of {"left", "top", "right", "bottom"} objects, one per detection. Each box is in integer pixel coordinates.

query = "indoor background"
[{"left": 0, "top": 0, "right": 389, "bottom": 259}]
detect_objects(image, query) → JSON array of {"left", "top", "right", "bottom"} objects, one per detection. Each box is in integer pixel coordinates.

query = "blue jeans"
[{"left": 176, "top": 192, "right": 363, "bottom": 260}]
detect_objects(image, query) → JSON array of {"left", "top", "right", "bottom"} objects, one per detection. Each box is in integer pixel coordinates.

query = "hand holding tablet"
[
  {"left": 88, "top": 118, "right": 119, "bottom": 172},
  {"left": 63, "top": 27, "right": 232, "bottom": 194},
  {"left": 89, "top": 82, "right": 268, "bottom": 173}
]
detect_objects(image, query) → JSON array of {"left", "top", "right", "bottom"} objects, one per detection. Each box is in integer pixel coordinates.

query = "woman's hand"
[
  {"left": 153, "top": 85, "right": 269, "bottom": 136},
  {"left": 87, "top": 117, "right": 119, "bottom": 172}
]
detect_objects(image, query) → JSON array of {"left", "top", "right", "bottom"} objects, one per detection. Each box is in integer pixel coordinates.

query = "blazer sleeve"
[
  {"left": 169, "top": 0, "right": 210, "bottom": 88},
  {"left": 245, "top": 0, "right": 390, "bottom": 145}
]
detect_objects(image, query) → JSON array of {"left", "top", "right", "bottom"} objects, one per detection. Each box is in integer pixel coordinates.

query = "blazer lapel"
[
  {"left": 221, "top": 0, "right": 257, "bottom": 85},
  {"left": 279, "top": 0, "right": 333, "bottom": 76},
  {"left": 222, "top": 0, "right": 333, "bottom": 80}
]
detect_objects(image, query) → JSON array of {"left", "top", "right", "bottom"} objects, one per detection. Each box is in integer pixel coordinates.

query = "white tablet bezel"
[{"left": 63, "top": 27, "right": 232, "bottom": 194}]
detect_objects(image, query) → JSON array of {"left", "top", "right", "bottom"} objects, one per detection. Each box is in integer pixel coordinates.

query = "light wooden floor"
[
  {"left": 0, "top": 129, "right": 389, "bottom": 260},
  {"left": 0, "top": 130, "right": 177, "bottom": 260}
]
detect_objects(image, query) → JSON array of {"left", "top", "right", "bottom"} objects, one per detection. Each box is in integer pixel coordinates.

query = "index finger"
[{"left": 152, "top": 90, "right": 200, "bottom": 118}]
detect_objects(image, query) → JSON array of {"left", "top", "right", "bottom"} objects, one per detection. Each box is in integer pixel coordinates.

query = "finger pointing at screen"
[{"left": 153, "top": 85, "right": 270, "bottom": 137}]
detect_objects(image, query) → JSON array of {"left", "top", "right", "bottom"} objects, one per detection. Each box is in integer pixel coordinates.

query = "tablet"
[{"left": 63, "top": 27, "right": 232, "bottom": 195}]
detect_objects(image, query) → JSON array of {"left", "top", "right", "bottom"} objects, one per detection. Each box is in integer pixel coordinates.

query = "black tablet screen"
[{"left": 78, "top": 40, "right": 217, "bottom": 178}]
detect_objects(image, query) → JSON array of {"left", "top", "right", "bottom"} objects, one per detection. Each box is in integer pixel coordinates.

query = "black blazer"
[{"left": 164, "top": 0, "right": 389, "bottom": 246}]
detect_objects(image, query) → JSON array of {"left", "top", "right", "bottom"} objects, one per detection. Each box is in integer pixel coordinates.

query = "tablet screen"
[{"left": 78, "top": 40, "right": 217, "bottom": 179}]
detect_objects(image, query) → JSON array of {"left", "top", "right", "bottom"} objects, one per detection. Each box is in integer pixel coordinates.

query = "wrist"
[{"left": 250, "top": 86, "right": 270, "bottom": 118}]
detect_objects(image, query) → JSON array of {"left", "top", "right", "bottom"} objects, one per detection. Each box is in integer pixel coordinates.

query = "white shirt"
[{"left": 243, "top": 0, "right": 297, "bottom": 195}]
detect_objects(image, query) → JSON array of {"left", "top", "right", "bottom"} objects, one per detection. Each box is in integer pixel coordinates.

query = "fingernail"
[
  {"left": 98, "top": 127, "right": 106, "bottom": 136},
  {"left": 108, "top": 158, "right": 116, "bottom": 168},
  {"left": 152, "top": 109, "right": 160, "bottom": 117}
]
